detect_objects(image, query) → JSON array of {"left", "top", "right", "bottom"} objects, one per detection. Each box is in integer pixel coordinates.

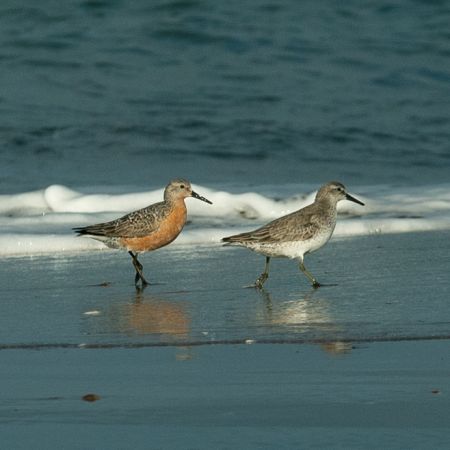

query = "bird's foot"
[
  {"left": 243, "top": 273, "right": 268, "bottom": 289},
  {"left": 134, "top": 271, "right": 150, "bottom": 287},
  {"left": 244, "top": 283, "right": 262, "bottom": 289}
]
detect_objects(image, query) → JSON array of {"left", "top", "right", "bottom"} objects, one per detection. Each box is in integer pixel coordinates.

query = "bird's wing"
[
  {"left": 224, "top": 205, "right": 322, "bottom": 243},
  {"left": 74, "top": 202, "right": 170, "bottom": 238}
]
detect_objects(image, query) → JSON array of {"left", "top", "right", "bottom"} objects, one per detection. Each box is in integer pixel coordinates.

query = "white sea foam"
[{"left": 0, "top": 183, "right": 449, "bottom": 256}]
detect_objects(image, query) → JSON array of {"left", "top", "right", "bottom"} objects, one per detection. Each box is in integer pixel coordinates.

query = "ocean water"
[{"left": 0, "top": 0, "right": 449, "bottom": 255}]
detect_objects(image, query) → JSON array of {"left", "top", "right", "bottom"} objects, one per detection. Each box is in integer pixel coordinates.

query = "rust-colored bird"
[{"left": 74, "top": 179, "right": 212, "bottom": 286}]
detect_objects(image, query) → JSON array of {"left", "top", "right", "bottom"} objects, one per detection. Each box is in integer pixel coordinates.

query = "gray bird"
[{"left": 222, "top": 181, "right": 364, "bottom": 288}]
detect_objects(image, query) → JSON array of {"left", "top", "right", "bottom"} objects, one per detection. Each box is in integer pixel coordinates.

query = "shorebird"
[
  {"left": 222, "top": 181, "right": 364, "bottom": 289},
  {"left": 73, "top": 179, "right": 212, "bottom": 286}
]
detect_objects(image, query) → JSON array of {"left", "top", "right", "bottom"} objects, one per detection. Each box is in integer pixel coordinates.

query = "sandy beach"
[
  {"left": 1, "top": 341, "right": 449, "bottom": 449},
  {"left": 0, "top": 230, "right": 449, "bottom": 449}
]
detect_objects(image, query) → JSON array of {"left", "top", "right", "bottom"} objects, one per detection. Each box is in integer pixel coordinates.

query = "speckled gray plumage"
[
  {"left": 223, "top": 183, "right": 344, "bottom": 246},
  {"left": 222, "top": 181, "right": 364, "bottom": 288},
  {"left": 223, "top": 181, "right": 364, "bottom": 259},
  {"left": 73, "top": 201, "right": 173, "bottom": 238},
  {"left": 223, "top": 201, "right": 336, "bottom": 245}
]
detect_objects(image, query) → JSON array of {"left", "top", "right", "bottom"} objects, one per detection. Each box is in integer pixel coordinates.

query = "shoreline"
[{"left": 1, "top": 230, "right": 449, "bottom": 448}]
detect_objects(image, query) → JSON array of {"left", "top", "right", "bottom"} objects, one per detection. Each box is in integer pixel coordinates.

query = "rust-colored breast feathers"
[{"left": 121, "top": 202, "right": 187, "bottom": 252}]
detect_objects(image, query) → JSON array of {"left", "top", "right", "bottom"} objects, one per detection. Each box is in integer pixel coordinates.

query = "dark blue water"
[{"left": 1, "top": 0, "right": 450, "bottom": 192}]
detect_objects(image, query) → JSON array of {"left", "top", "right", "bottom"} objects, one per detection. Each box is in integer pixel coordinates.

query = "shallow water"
[
  {"left": 1, "top": 232, "right": 450, "bottom": 448},
  {"left": 1, "top": 232, "right": 449, "bottom": 348},
  {"left": 1, "top": 341, "right": 450, "bottom": 449}
]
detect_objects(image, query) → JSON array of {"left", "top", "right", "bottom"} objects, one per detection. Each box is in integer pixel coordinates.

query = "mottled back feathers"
[{"left": 73, "top": 202, "right": 172, "bottom": 238}]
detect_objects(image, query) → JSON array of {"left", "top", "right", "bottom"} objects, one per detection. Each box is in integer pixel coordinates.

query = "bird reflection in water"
[
  {"left": 124, "top": 288, "right": 190, "bottom": 339},
  {"left": 92, "top": 288, "right": 193, "bottom": 360},
  {"left": 257, "top": 289, "right": 352, "bottom": 356}
]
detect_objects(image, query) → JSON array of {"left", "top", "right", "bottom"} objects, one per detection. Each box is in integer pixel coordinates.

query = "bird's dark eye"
[{"left": 180, "top": 184, "right": 185, "bottom": 189}]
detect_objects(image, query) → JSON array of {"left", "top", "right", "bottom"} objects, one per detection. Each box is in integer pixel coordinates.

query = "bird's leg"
[
  {"left": 253, "top": 256, "right": 270, "bottom": 289},
  {"left": 299, "top": 260, "right": 320, "bottom": 288},
  {"left": 129, "top": 253, "right": 144, "bottom": 285},
  {"left": 128, "top": 251, "right": 149, "bottom": 286},
  {"left": 134, "top": 258, "right": 149, "bottom": 286}
]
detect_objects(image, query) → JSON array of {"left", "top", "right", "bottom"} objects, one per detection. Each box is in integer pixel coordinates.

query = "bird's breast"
[{"left": 121, "top": 203, "right": 187, "bottom": 252}]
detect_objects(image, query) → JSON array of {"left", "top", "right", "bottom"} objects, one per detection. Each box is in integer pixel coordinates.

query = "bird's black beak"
[
  {"left": 191, "top": 190, "right": 213, "bottom": 204},
  {"left": 345, "top": 193, "right": 364, "bottom": 206}
]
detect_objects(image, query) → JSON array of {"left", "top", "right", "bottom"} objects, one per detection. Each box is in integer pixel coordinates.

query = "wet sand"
[{"left": 0, "top": 231, "right": 449, "bottom": 448}]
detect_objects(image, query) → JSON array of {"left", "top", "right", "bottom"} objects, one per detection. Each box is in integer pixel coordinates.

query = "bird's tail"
[
  {"left": 73, "top": 226, "right": 88, "bottom": 236},
  {"left": 72, "top": 225, "right": 107, "bottom": 236},
  {"left": 221, "top": 232, "right": 252, "bottom": 245}
]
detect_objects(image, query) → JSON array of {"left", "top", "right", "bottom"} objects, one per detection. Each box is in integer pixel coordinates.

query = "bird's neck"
[
  {"left": 315, "top": 198, "right": 338, "bottom": 224},
  {"left": 169, "top": 197, "right": 187, "bottom": 213},
  {"left": 316, "top": 197, "right": 338, "bottom": 212}
]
